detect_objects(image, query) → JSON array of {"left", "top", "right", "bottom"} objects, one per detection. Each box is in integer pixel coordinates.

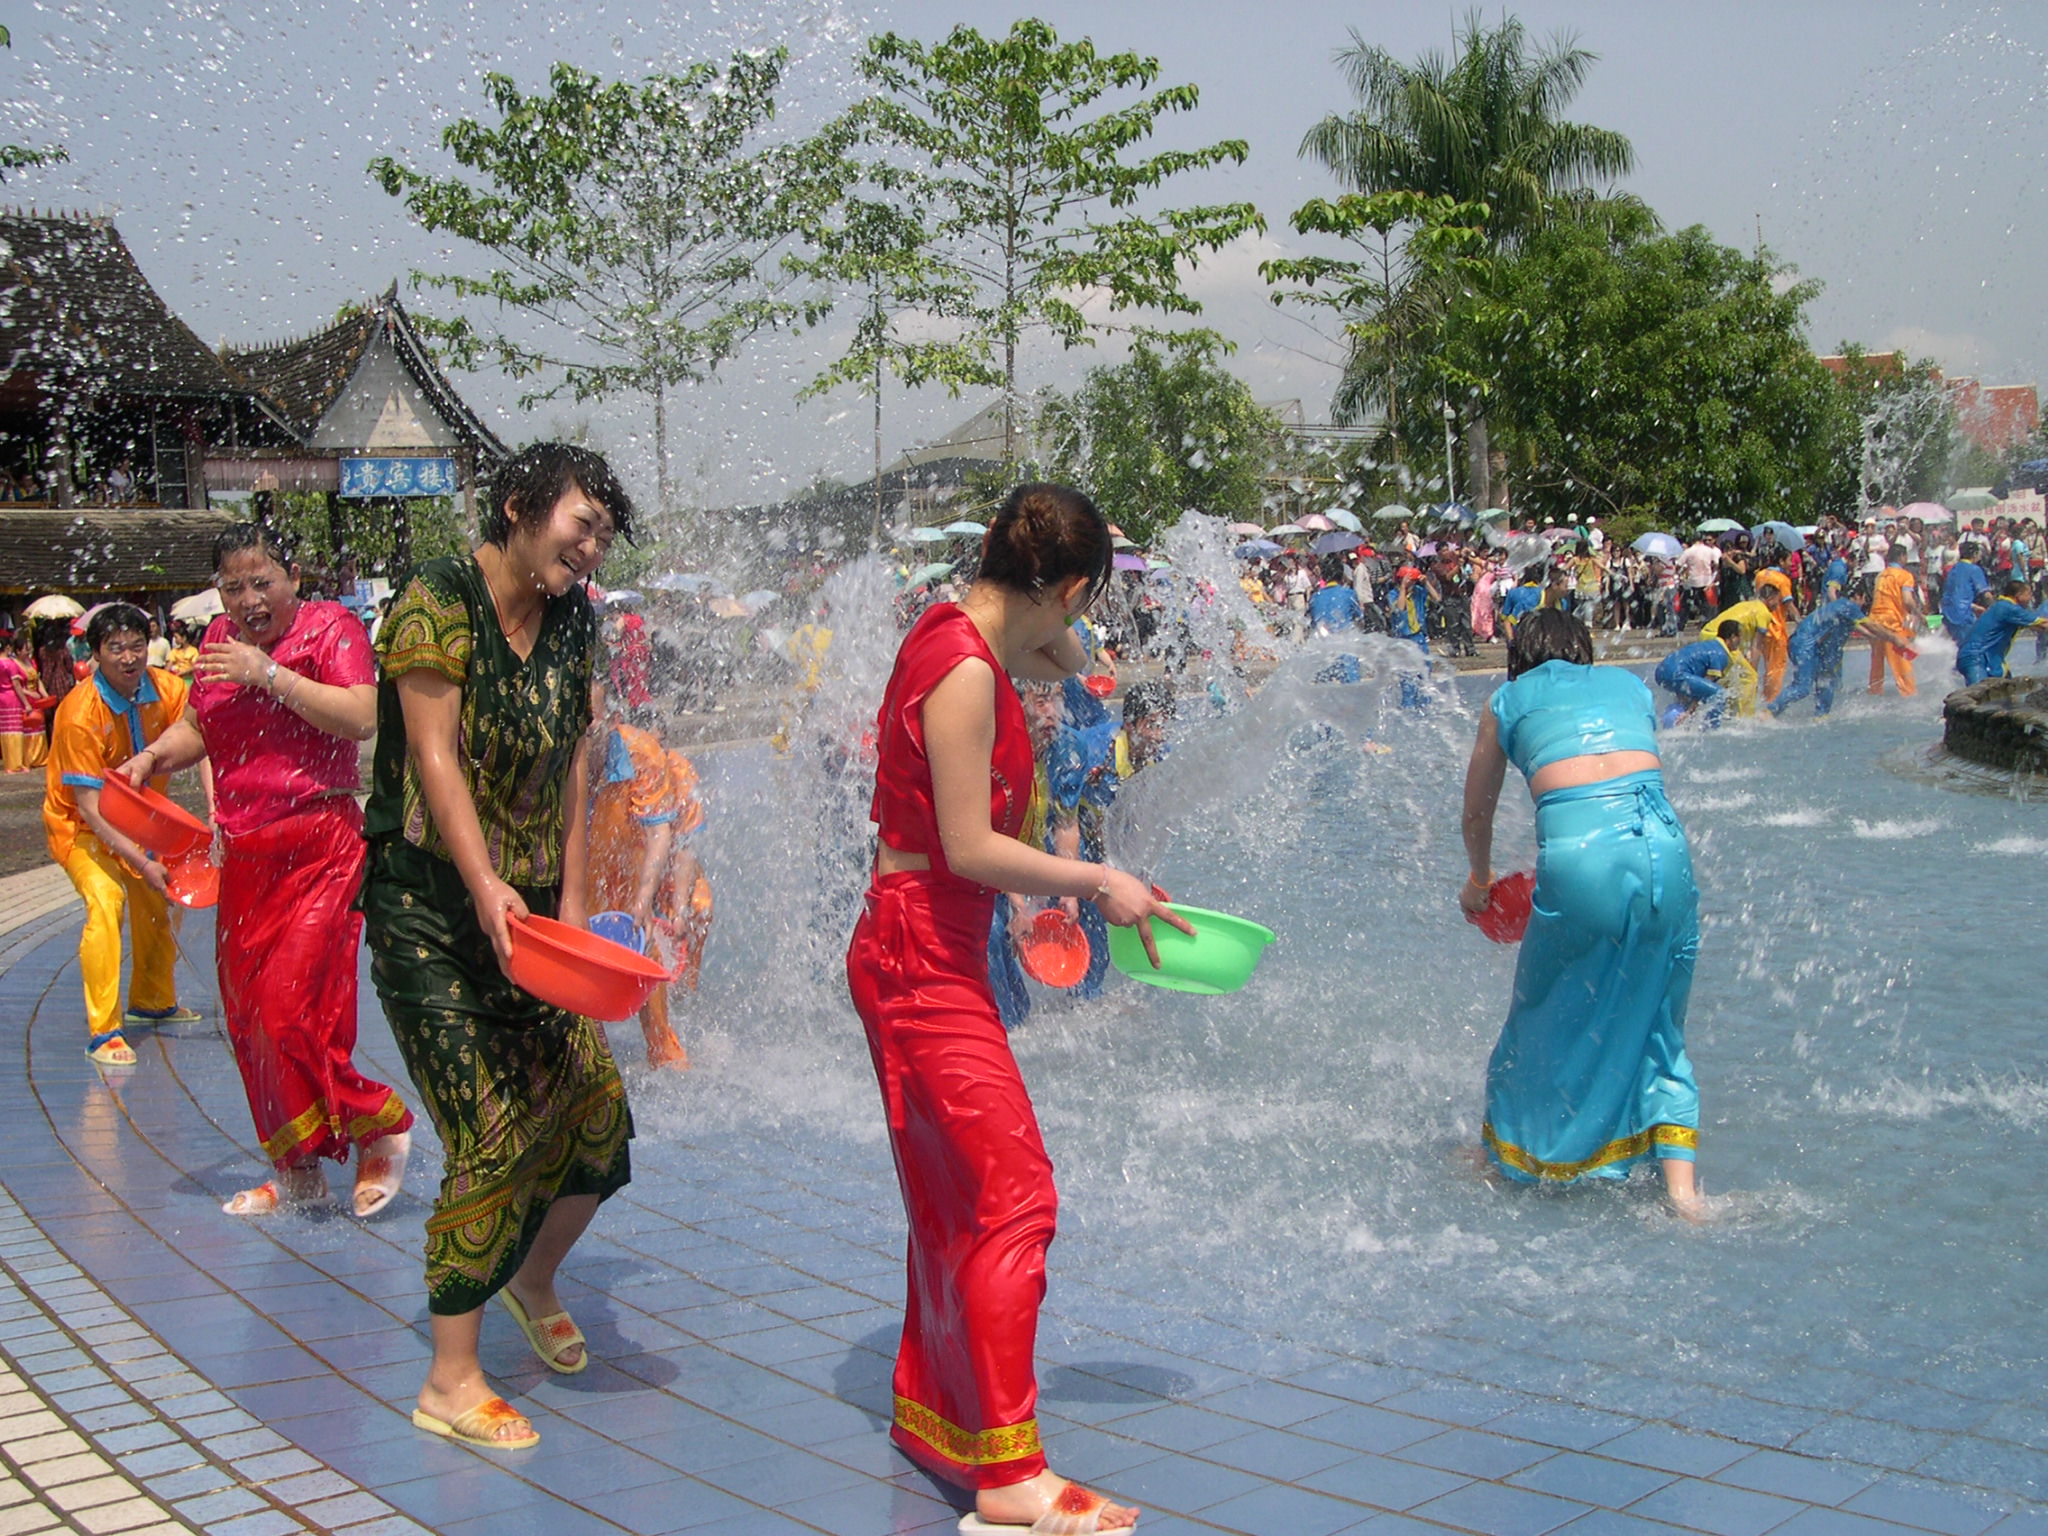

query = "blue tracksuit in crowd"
[
  {"left": 1942, "top": 560, "right": 1990, "bottom": 644},
  {"left": 1654, "top": 640, "right": 1732, "bottom": 723},
  {"left": 1955, "top": 598, "right": 2048, "bottom": 685},
  {"left": 1770, "top": 599, "right": 1867, "bottom": 716}
]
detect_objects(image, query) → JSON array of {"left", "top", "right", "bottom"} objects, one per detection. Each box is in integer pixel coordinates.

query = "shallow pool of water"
[{"left": 652, "top": 639, "right": 2048, "bottom": 1496}]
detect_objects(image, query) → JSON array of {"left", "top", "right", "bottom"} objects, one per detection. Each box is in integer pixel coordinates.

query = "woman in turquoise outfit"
[{"left": 1459, "top": 608, "right": 1704, "bottom": 1215}]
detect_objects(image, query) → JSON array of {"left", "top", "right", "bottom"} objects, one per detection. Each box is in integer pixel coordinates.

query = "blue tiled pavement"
[{"left": 0, "top": 890, "right": 2040, "bottom": 1536}]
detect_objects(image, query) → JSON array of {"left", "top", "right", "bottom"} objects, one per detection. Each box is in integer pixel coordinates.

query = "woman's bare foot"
[
  {"left": 975, "top": 1470, "right": 1138, "bottom": 1530},
  {"left": 1660, "top": 1159, "right": 1709, "bottom": 1224}
]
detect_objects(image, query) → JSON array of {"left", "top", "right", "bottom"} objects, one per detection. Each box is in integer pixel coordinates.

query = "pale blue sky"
[{"left": 7, "top": 0, "right": 2041, "bottom": 507}]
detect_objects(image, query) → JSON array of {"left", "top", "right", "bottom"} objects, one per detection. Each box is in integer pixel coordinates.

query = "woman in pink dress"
[{"left": 120, "top": 524, "right": 413, "bottom": 1216}]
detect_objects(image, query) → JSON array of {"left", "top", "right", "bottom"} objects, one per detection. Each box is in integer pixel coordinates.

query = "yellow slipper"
[
  {"left": 499, "top": 1289, "right": 588, "bottom": 1374},
  {"left": 411, "top": 1396, "right": 539, "bottom": 1451}
]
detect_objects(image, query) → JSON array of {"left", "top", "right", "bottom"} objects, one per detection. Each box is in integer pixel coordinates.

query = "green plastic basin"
[{"left": 1106, "top": 903, "right": 1276, "bottom": 994}]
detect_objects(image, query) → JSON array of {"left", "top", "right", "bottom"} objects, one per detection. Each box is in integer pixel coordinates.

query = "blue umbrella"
[
  {"left": 1235, "top": 539, "right": 1284, "bottom": 559},
  {"left": 1312, "top": 530, "right": 1364, "bottom": 555},
  {"left": 1750, "top": 520, "right": 1806, "bottom": 551},
  {"left": 1633, "top": 532, "right": 1684, "bottom": 560},
  {"left": 1429, "top": 501, "right": 1476, "bottom": 528}
]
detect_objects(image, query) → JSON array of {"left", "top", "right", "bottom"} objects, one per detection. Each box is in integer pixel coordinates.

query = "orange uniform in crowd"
[
  {"left": 1754, "top": 569, "right": 1795, "bottom": 700},
  {"left": 584, "top": 720, "right": 711, "bottom": 1068},
  {"left": 1867, "top": 564, "right": 1919, "bottom": 696}
]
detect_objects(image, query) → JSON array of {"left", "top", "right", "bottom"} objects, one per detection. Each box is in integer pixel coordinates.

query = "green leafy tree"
[
  {"left": 1481, "top": 220, "right": 1851, "bottom": 525},
  {"left": 1297, "top": 10, "right": 1638, "bottom": 503},
  {"left": 0, "top": 26, "right": 65, "bottom": 182},
  {"left": 790, "top": 178, "right": 999, "bottom": 544},
  {"left": 1262, "top": 190, "right": 1493, "bottom": 478},
  {"left": 1039, "top": 332, "right": 1281, "bottom": 544},
  {"left": 370, "top": 53, "right": 846, "bottom": 517},
  {"left": 852, "top": 19, "right": 1265, "bottom": 467}
]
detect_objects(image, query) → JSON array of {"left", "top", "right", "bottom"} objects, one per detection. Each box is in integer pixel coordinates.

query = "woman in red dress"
[
  {"left": 121, "top": 524, "right": 413, "bottom": 1216},
  {"left": 848, "top": 484, "right": 1184, "bottom": 1534}
]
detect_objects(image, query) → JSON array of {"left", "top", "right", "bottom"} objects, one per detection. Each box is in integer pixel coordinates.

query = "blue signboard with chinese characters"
[{"left": 339, "top": 456, "right": 456, "bottom": 498}]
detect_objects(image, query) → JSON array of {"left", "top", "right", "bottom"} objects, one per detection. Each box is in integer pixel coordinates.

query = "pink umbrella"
[
  {"left": 1113, "top": 553, "right": 1149, "bottom": 572},
  {"left": 1297, "top": 513, "right": 1337, "bottom": 532}
]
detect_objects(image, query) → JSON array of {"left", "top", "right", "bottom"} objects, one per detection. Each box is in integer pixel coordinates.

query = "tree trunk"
[
  {"left": 872, "top": 356, "right": 884, "bottom": 552},
  {"left": 653, "top": 385, "right": 672, "bottom": 523},
  {"left": 1465, "top": 415, "right": 1492, "bottom": 509}
]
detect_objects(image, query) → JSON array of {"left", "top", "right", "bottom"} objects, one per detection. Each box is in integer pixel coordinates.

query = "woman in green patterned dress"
[{"left": 362, "top": 443, "right": 637, "bottom": 1451}]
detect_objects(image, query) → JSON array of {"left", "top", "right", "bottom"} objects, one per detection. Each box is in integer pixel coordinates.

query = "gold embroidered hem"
[
  {"left": 1484, "top": 1120, "right": 1697, "bottom": 1182},
  {"left": 261, "top": 1090, "right": 411, "bottom": 1164},
  {"left": 893, "top": 1395, "right": 1042, "bottom": 1468}
]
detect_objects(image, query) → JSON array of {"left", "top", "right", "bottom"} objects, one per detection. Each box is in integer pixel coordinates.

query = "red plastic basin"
[
  {"left": 166, "top": 851, "right": 219, "bottom": 909},
  {"left": 1016, "top": 908, "right": 1091, "bottom": 988},
  {"left": 98, "top": 774, "right": 208, "bottom": 859},
  {"left": 507, "top": 914, "right": 670, "bottom": 1021},
  {"left": 1466, "top": 870, "right": 1535, "bottom": 944}
]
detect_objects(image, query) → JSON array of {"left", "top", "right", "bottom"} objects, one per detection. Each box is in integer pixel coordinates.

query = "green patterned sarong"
[{"left": 364, "top": 837, "right": 632, "bottom": 1315}]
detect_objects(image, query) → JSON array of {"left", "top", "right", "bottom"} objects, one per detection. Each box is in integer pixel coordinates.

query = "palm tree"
[{"left": 1300, "top": 10, "right": 1638, "bottom": 501}]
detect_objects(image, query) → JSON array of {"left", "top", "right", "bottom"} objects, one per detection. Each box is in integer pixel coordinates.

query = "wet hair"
[
  {"left": 213, "top": 521, "right": 295, "bottom": 572},
  {"left": 976, "top": 483, "right": 1111, "bottom": 603},
  {"left": 1123, "top": 681, "right": 1174, "bottom": 723},
  {"left": 1712, "top": 618, "right": 1745, "bottom": 643},
  {"left": 86, "top": 602, "right": 150, "bottom": 652},
  {"left": 1960, "top": 542, "right": 1980, "bottom": 561},
  {"left": 2004, "top": 580, "right": 2032, "bottom": 600},
  {"left": 1506, "top": 606, "right": 1593, "bottom": 678},
  {"left": 483, "top": 443, "right": 637, "bottom": 548}
]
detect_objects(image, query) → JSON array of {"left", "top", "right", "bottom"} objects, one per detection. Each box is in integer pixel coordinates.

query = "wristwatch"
[{"left": 264, "top": 660, "right": 279, "bottom": 693}]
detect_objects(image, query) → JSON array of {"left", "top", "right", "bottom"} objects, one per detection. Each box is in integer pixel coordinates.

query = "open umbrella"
[
  {"left": 1416, "top": 541, "right": 1440, "bottom": 558},
  {"left": 1235, "top": 539, "right": 1283, "bottom": 559},
  {"left": 1749, "top": 521, "right": 1806, "bottom": 551},
  {"left": 1372, "top": 503, "right": 1416, "bottom": 523},
  {"left": 737, "top": 589, "right": 780, "bottom": 614},
  {"left": 169, "top": 589, "right": 225, "bottom": 624},
  {"left": 1696, "top": 517, "right": 1744, "bottom": 534},
  {"left": 1502, "top": 534, "right": 1551, "bottom": 572},
  {"left": 1297, "top": 512, "right": 1337, "bottom": 532},
  {"left": 650, "top": 571, "right": 721, "bottom": 593},
  {"left": 1311, "top": 530, "right": 1363, "bottom": 555},
  {"left": 1946, "top": 491, "right": 1997, "bottom": 514},
  {"left": 1325, "top": 509, "right": 1364, "bottom": 533},
  {"left": 1429, "top": 501, "right": 1475, "bottom": 528},
  {"left": 1268, "top": 522, "right": 1308, "bottom": 537},
  {"left": 1111, "top": 535, "right": 1139, "bottom": 549},
  {"left": 1540, "top": 525, "right": 1580, "bottom": 544},
  {"left": 707, "top": 596, "right": 750, "bottom": 619},
  {"left": 23, "top": 593, "right": 84, "bottom": 620},
  {"left": 1477, "top": 507, "right": 1511, "bottom": 524},
  {"left": 904, "top": 527, "right": 951, "bottom": 544},
  {"left": 601, "top": 589, "right": 644, "bottom": 608},
  {"left": 942, "top": 519, "right": 987, "bottom": 536},
  {"left": 1113, "top": 552, "right": 1150, "bottom": 572},
  {"left": 906, "top": 561, "right": 955, "bottom": 588},
  {"left": 1633, "top": 531, "right": 1684, "bottom": 560},
  {"left": 1226, "top": 521, "right": 1265, "bottom": 537}
]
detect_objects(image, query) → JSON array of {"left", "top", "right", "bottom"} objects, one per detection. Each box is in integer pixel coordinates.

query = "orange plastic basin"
[
  {"left": 507, "top": 914, "right": 670, "bottom": 1021},
  {"left": 1016, "top": 908, "right": 1091, "bottom": 988},
  {"left": 98, "top": 774, "right": 208, "bottom": 859}
]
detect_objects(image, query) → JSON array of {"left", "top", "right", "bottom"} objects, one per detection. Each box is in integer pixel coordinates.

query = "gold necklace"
[{"left": 482, "top": 552, "right": 541, "bottom": 640}]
